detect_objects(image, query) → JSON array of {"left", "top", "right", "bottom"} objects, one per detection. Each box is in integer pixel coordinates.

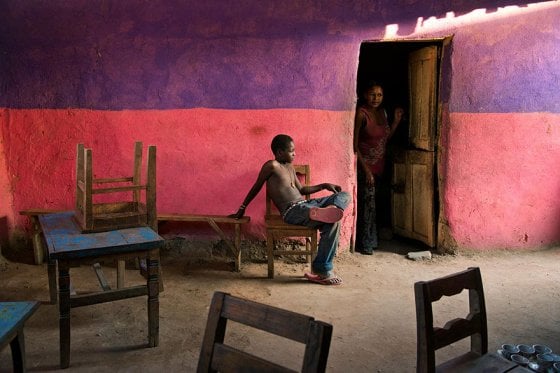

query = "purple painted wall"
[{"left": 1, "top": 0, "right": 559, "bottom": 255}]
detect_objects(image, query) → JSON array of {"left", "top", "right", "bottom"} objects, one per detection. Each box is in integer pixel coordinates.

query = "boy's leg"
[{"left": 310, "top": 221, "right": 341, "bottom": 276}]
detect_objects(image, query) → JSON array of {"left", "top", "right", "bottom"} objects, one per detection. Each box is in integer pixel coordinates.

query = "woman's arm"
[
  {"left": 353, "top": 108, "right": 375, "bottom": 186},
  {"left": 389, "top": 107, "right": 404, "bottom": 139}
]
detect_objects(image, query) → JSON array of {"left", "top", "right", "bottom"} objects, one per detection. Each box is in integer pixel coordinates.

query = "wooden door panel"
[
  {"left": 409, "top": 151, "right": 435, "bottom": 246},
  {"left": 391, "top": 150, "right": 435, "bottom": 247},
  {"left": 392, "top": 151, "right": 410, "bottom": 234},
  {"left": 408, "top": 46, "right": 437, "bottom": 151}
]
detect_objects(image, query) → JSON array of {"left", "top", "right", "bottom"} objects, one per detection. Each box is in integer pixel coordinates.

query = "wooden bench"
[
  {"left": 0, "top": 301, "right": 40, "bottom": 373},
  {"left": 157, "top": 213, "right": 250, "bottom": 272},
  {"left": 21, "top": 209, "right": 251, "bottom": 272}
]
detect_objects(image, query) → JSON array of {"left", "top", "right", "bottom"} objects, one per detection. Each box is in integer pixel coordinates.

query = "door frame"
[{"left": 353, "top": 35, "right": 453, "bottom": 251}]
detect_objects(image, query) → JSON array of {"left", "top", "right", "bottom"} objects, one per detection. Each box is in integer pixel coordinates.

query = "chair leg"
[
  {"left": 305, "top": 238, "right": 312, "bottom": 263},
  {"left": 266, "top": 231, "right": 275, "bottom": 279}
]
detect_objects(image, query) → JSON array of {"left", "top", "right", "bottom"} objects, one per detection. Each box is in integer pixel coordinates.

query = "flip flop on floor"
[
  {"left": 309, "top": 207, "right": 343, "bottom": 223},
  {"left": 304, "top": 272, "right": 343, "bottom": 286}
]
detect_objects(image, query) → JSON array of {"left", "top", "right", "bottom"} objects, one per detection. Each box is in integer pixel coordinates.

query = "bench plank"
[
  {"left": 158, "top": 213, "right": 250, "bottom": 271},
  {"left": 20, "top": 209, "right": 251, "bottom": 271}
]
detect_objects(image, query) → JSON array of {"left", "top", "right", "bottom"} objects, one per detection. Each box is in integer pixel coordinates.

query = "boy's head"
[
  {"left": 271, "top": 134, "right": 293, "bottom": 154},
  {"left": 271, "top": 134, "right": 295, "bottom": 162}
]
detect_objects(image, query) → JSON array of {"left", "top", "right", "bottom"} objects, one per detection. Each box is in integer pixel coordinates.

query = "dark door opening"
[{"left": 354, "top": 38, "right": 450, "bottom": 253}]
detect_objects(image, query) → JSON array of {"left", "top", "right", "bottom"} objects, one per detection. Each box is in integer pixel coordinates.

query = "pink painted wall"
[
  {"left": 444, "top": 113, "right": 560, "bottom": 249},
  {"left": 0, "top": 108, "right": 355, "bottom": 245}
]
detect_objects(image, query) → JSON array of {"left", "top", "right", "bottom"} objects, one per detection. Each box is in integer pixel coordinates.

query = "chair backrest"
[
  {"left": 197, "top": 291, "right": 332, "bottom": 373},
  {"left": 266, "top": 164, "right": 310, "bottom": 218},
  {"left": 414, "top": 267, "right": 488, "bottom": 373}
]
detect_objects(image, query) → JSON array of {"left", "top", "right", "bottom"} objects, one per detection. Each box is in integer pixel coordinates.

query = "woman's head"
[{"left": 359, "top": 80, "right": 384, "bottom": 108}]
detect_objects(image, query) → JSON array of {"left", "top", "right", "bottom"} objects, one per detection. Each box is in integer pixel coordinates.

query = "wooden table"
[
  {"left": 0, "top": 301, "right": 40, "bottom": 373},
  {"left": 39, "top": 212, "right": 163, "bottom": 369},
  {"left": 437, "top": 351, "right": 534, "bottom": 372}
]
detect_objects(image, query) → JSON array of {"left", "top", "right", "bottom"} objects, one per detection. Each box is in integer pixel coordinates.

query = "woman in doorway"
[{"left": 354, "top": 81, "right": 404, "bottom": 254}]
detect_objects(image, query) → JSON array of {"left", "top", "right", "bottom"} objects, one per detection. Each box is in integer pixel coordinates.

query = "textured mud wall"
[{"left": 1, "top": 1, "right": 559, "bottom": 254}]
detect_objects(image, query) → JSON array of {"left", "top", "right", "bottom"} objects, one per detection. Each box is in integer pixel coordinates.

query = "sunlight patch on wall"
[{"left": 414, "top": 1, "right": 559, "bottom": 34}]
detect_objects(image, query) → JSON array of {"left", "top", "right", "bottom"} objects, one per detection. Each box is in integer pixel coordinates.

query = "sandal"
[
  {"left": 309, "top": 207, "right": 343, "bottom": 223},
  {"left": 304, "top": 272, "right": 343, "bottom": 286}
]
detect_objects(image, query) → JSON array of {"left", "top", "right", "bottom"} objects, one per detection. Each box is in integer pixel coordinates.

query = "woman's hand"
[
  {"left": 394, "top": 107, "right": 404, "bottom": 124},
  {"left": 365, "top": 170, "right": 375, "bottom": 187}
]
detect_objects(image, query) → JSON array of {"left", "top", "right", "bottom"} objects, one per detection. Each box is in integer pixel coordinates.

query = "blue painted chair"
[{"left": 0, "top": 301, "right": 40, "bottom": 373}]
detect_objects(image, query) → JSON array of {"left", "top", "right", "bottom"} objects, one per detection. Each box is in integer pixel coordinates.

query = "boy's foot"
[
  {"left": 309, "top": 206, "right": 343, "bottom": 223},
  {"left": 304, "top": 272, "right": 343, "bottom": 286}
]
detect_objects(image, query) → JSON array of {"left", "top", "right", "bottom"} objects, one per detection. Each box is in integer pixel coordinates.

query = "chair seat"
[{"left": 265, "top": 216, "right": 314, "bottom": 231}]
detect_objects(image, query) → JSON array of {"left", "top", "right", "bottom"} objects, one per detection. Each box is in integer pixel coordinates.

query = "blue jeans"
[{"left": 282, "top": 191, "right": 351, "bottom": 276}]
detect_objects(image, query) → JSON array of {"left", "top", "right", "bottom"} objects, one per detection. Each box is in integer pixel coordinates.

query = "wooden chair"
[
  {"left": 414, "top": 267, "right": 488, "bottom": 373},
  {"left": 197, "top": 291, "right": 333, "bottom": 373},
  {"left": 265, "top": 164, "right": 318, "bottom": 278},
  {"left": 75, "top": 141, "right": 157, "bottom": 233}
]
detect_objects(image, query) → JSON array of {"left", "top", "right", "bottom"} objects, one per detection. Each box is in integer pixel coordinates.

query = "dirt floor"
[{"left": 1, "top": 238, "right": 559, "bottom": 372}]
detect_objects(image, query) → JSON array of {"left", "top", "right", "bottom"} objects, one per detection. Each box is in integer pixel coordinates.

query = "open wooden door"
[{"left": 391, "top": 46, "right": 438, "bottom": 247}]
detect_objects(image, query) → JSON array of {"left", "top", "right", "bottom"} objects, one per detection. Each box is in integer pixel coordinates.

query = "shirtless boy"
[{"left": 232, "top": 134, "right": 351, "bottom": 285}]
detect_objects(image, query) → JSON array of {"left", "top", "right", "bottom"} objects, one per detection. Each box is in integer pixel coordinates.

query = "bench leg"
[
  {"left": 31, "top": 216, "right": 45, "bottom": 265},
  {"left": 234, "top": 224, "right": 241, "bottom": 272},
  {"left": 58, "top": 262, "right": 71, "bottom": 369},
  {"left": 10, "top": 329, "right": 26, "bottom": 373}
]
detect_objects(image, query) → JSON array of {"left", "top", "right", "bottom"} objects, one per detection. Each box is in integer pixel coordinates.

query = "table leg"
[
  {"left": 48, "top": 259, "right": 57, "bottom": 304},
  {"left": 117, "top": 260, "right": 125, "bottom": 288},
  {"left": 9, "top": 329, "right": 25, "bottom": 373},
  {"left": 147, "top": 251, "right": 159, "bottom": 347},
  {"left": 58, "top": 262, "right": 71, "bottom": 369}
]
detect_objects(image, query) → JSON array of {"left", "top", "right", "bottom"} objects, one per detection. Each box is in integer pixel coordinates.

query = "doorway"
[{"left": 354, "top": 37, "right": 451, "bottom": 252}]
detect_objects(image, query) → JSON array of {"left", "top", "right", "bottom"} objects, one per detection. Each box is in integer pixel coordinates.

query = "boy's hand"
[
  {"left": 229, "top": 208, "right": 245, "bottom": 219},
  {"left": 323, "top": 183, "right": 342, "bottom": 193}
]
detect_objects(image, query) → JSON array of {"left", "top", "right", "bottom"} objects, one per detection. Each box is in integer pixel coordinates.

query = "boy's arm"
[
  {"left": 230, "top": 161, "right": 274, "bottom": 219},
  {"left": 293, "top": 168, "right": 341, "bottom": 195},
  {"left": 300, "top": 183, "right": 341, "bottom": 195}
]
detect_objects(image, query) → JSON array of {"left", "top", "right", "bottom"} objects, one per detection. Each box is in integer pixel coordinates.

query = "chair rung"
[{"left": 273, "top": 250, "right": 313, "bottom": 256}]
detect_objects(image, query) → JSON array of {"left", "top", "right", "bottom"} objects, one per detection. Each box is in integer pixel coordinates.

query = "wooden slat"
[
  {"left": 133, "top": 142, "right": 143, "bottom": 204},
  {"left": 211, "top": 343, "right": 296, "bottom": 373},
  {"left": 84, "top": 148, "right": 93, "bottom": 230},
  {"left": 146, "top": 145, "right": 157, "bottom": 230},
  {"left": 69, "top": 285, "right": 148, "bottom": 308},
  {"left": 20, "top": 209, "right": 65, "bottom": 216},
  {"left": 158, "top": 213, "right": 249, "bottom": 224},
  {"left": 221, "top": 295, "right": 312, "bottom": 343},
  {"left": 92, "top": 263, "right": 111, "bottom": 291},
  {"left": 94, "top": 177, "right": 134, "bottom": 184},
  {"left": 92, "top": 184, "right": 146, "bottom": 194},
  {"left": 94, "top": 211, "right": 145, "bottom": 220}
]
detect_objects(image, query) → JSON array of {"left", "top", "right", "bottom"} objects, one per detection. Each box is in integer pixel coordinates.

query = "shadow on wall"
[{"left": 0, "top": 215, "right": 33, "bottom": 264}]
